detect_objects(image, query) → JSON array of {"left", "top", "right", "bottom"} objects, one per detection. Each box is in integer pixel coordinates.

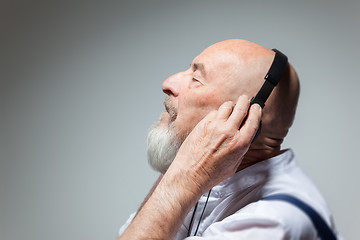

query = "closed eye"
[
  {"left": 192, "top": 77, "right": 202, "bottom": 82},
  {"left": 191, "top": 78, "right": 203, "bottom": 87}
]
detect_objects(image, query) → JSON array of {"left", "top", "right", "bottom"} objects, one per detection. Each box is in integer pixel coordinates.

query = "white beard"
[{"left": 147, "top": 122, "right": 182, "bottom": 174}]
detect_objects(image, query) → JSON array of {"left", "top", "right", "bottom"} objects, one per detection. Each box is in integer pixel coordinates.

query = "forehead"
[{"left": 192, "top": 48, "right": 241, "bottom": 82}]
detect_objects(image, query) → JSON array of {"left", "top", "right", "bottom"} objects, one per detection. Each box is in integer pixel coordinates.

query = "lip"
[
  {"left": 163, "top": 97, "right": 178, "bottom": 122},
  {"left": 164, "top": 98, "right": 172, "bottom": 113},
  {"left": 164, "top": 103, "right": 170, "bottom": 113}
]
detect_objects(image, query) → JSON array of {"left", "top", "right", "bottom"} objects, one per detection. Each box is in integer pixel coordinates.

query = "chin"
[
  {"left": 157, "top": 112, "right": 170, "bottom": 126},
  {"left": 147, "top": 119, "right": 182, "bottom": 174}
]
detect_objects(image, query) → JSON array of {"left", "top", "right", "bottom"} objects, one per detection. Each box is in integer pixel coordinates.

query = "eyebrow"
[{"left": 192, "top": 62, "right": 207, "bottom": 77}]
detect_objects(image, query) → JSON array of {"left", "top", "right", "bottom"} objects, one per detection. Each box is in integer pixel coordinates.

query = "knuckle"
[
  {"left": 221, "top": 124, "right": 234, "bottom": 137},
  {"left": 237, "top": 132, "right": 251, "bottom": 146},
  {"left": 203, "top": 120, "right": 214, "bottom": 131},
  {"left": 233, "top": 103, "right": 247, "bottom": 115},
  {"left": 225, "top": 125, "right": 235, "bottom": 135},
  {"left": 248, "top": 118, "right": 260, "bottom": 130},
  {"left": 237, "top": 108, "right": 247, "bottom": 116}
]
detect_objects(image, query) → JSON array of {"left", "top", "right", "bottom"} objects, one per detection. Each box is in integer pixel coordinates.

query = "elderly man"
[{"left": 118, "top": 39, "right": 340, "bottom": 239}]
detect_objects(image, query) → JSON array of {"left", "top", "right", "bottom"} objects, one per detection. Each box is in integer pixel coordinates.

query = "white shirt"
[{"left": 119, "top": 149, "right": 341, "bottom": 239}]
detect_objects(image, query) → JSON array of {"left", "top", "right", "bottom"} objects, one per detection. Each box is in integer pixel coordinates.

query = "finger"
[
  {"left": 227, "top": 95, "right": 251, "bottom": 128},
  {"left": 203, "top": 110, "right": 218, "bottom": 121},
  {"left": 238, "top": 103, "right": 262, "bottom": 142},
  {"left": 216, "top": 101, "right": 234, "bottom": 120},
  {"left": 197, "top": 110, "right": 217, "bottom": 126}
]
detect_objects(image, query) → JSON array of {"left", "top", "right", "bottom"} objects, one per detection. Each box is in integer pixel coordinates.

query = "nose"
[{"left": 162, "top": 72, "right": 183, "bottom": 97}]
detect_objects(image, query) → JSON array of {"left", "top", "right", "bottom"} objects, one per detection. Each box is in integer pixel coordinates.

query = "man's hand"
[
  {"left": 168, "top": 95, "right": 262, "bottom": 195},
  {"left": 119, "top": 95, "right": 262, "bottom": 240}
]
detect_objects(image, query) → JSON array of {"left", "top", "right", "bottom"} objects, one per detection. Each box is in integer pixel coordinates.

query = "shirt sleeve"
[
  {"left": 184, "top": 200, "right": 319, "bottom": 240},
  {"left": 118, "top": 212, "right": 136, "bottom": 237}
]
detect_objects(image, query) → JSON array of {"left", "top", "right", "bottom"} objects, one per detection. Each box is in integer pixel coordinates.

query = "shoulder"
[{"left": 200, "top": 199, "right": 317, "bottom": 239}]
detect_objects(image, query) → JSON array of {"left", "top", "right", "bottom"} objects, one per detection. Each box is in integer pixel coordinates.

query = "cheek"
[
  {"left": 179, "top": 87, "right": 225, "bottom": 122},
  {"left": 177, "top": 92, "right": 212, "bottom": 122},
  {"left": 194, "top": 91, "right": 225, "bottom": 111},
  {"left": 195, "top": 93, "right": 217, "bottom": 112}
]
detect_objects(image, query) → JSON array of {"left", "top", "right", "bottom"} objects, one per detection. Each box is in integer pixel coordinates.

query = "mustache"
[{"left": 164, "top": 97, "right": 177, "bottom": 122}]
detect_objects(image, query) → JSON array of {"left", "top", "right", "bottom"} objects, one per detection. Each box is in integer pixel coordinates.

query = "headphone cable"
[{"left": 187, "top": 189, "right": 212, "bottom": 237}]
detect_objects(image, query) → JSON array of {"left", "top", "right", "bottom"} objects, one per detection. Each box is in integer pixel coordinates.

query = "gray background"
[{"left": 1, "top": 0, "right": 359, "bottom": 239}]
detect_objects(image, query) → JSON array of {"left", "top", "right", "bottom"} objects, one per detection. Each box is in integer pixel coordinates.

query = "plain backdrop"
[{"left": 1, "top": 0, "right": 359, "bottom": 239}]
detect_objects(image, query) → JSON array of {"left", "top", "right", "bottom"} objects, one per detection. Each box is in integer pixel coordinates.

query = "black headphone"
[
  {"left": 246, "top": 48, "right": 288, "bottom": 141},
  {"left": 251, "top": 49, "right": 288, "bottom": 108}
]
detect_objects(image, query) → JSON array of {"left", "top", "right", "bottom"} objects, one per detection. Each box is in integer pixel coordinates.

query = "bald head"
[{"left": 200, "top": 39, "right": 300, "bottom": 150}]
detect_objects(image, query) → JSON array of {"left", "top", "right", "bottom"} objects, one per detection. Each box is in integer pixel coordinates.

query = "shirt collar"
[{"left": 209, "top": 149, "right": 294, "bottom": 198}]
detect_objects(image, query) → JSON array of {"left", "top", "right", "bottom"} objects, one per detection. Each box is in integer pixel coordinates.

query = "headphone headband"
[{"left": 251, "top": 49, "right": 288, "bottom": 108}]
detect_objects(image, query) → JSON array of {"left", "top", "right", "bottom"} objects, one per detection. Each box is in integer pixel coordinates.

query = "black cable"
[
  {"left": 194, "top": 189, "right": 212, "bottom": 236},
  {"left": 186, "top": 189, "right": 212, "bottom": 237},
  {"left": 187, "top": 202, "right": 198, "bottom": 237}
]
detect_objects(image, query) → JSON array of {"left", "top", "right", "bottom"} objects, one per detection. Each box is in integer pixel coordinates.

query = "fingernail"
[
  {"left": 240, "top": 94, "right": 249, "bottom": 100},
  {"left": 226, "top": 101, "right": 234, "bottom": 107},
  {"left": 251, "top": 104, "right": 261, "bottom": 110}
]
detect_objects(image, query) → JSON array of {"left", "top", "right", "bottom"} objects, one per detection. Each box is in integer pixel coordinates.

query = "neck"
[{"left": 236, "top": 136, "right": 283, "bottom": 172}]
